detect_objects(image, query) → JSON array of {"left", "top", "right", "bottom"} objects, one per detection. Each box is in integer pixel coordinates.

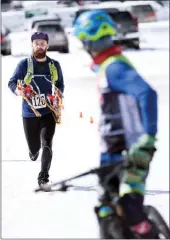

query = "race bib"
[{"left": 31, "top": 94, "right": 46, "bottom": 109}]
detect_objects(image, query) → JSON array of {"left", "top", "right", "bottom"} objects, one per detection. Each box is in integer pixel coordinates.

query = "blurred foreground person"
[{"left": 74, "top": 10, "right": 158, "bottom": 238}]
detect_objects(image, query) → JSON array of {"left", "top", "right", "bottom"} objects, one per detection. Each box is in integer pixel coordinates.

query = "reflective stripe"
[
  {"left": 119, "top": 182, "right": 145, "bottom": 197},
  {"left": 24, "top": 56, "right": 58, "bottom": 84}
]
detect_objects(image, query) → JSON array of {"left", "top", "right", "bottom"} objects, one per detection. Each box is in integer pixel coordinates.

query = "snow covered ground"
[{"left": 2, "top": 36, "right": 169, "bottom": 238}]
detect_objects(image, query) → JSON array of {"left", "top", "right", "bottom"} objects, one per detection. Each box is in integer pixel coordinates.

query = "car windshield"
[
  {"left": 102, "top": 8, "right": 119, "bottom": 14},
  {"left": 25, "top": 8, "right": 48, "bottom": 19},
  {"left": 108, "top": 11, "right": 133, "bottom": 21},
  {"left": 37, "top": 24, "right": 63, "bottom": 33},
  {"left": 74, "top": 8, "right": 119, "bottom": 24},
  {"left": 131, "top": 4, "right": 153, "bottom": 14}
]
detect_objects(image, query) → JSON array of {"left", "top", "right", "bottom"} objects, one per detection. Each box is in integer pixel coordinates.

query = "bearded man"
[{"left": 8, "top": 32, "right": 65, "bottom": 187}]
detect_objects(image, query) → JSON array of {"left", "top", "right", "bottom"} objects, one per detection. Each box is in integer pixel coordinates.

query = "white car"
[
  {"left": 29, "top": 17, "right": 69, "bottom": 53},
  {"left": 52, "top": 6, "right": 80, "bottom": 28},
  {"left": 2, "top": 10, "right": 25, "bottom": 32},
  {"left": 123, "top": 1, "right": 169, "bottom": 23}
]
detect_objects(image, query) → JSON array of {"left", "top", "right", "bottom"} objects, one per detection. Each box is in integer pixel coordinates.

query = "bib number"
[{"left": 31, "top": 94, "right": 46, "bottom": 109}]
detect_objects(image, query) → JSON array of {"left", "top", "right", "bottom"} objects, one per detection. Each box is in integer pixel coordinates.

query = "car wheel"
[
  {"left": 62, "top": 46, "right": 69, "bottom": 53},
  {"left": 3, "top": 49, "right": 11, "bottom": 55},
  {"left": 131, "top": 39, "right": 140, "bottom": 50},
  {"left": 133, "top": 44, "right": 140, "bottom": 50}
]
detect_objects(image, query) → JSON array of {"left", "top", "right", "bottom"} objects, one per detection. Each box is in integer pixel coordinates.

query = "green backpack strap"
[
  {"left": 24, "top": 57, "right": 58, "bottom": 84},
  {"left": 24, "top": 56, "right": 33, "bottom": 84},
  {"left": 49, "top": 60, "right": 58, "bottom": 83}
]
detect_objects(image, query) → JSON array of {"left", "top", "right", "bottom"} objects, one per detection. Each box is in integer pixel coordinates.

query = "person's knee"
[
  {"left": 42, "top": 140, "right": 52, "bottom": 149},
  {"left": 29, "top": 151, "right": 39, "bottom": 161},
  {"left": 30, "top": 146, "right": 40, "bottom": 155},
  {"left": 42, "top": 145, "right": 53, "bottom": 158}
]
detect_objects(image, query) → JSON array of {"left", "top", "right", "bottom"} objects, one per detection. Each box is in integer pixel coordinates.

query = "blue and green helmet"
[{"left": 73, "top": 10, "right": 117, "bottom": 51}]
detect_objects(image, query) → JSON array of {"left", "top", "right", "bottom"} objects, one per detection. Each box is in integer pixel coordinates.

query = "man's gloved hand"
[
  {"left": 125, "top": 134, "right": 157, "bottom": 169},
  {"left": 47, "top": 94, "right": 59, "bottom": 108},
  {"left": 15, "top": 84, "right": 33, "bottom": 98},
  {"left": 15, "top": 86, "right": 23, "bottom": 96},
  {"left": 23, "top": 85, "right": 34, "bottom": 98}
]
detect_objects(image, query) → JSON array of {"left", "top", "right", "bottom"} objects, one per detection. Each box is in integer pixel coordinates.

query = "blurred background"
[
  {"left": 1, "top": 0, "right": 169, "bottom": 55},
  {"left": 1, "top": 0, "right": 169, "bottom": 239}
]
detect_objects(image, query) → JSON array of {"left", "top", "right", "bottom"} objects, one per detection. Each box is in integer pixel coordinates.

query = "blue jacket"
[
  {"left": 8, "top": 56, "right": 64, "bottom": 118},
  {"left": 98, "top": 59, "right": 158, "bottom": 136}
]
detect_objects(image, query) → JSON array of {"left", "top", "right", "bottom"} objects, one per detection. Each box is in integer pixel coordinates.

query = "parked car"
[
  {"left": 1, "top": 0, "right": 12, "bottom": 12},
  {"left": 123, "top": 1, "right": 158, "bottom": 23},
  {"left": 1, "top": 25, "right": 11, "bottom": 55},
  {"left": 56, "top": 0, "right": 79, "bottom": 7},
  {"left": 27, "top": 16, "right": 61, "bottom": 30},
  {"left": 74, "top": 8, "right": 140, "bottom": 49},
  {"left": 24, "top": 7, "right": 49, "bottom": 19},
  {"left": 53, "top": 6, "right": 80, "bottom": 28},
  {"left": 147, "top": 1, "right": 169, "bottom": 21},
  {"left": 2, "top": 10, "right": 25, "bottom": 32},
  {"left": 31, "top": 18, "right": 69, "bottom": 53},
  {"left": 10, "top": 1, "right": 23, "bottom": 10},
  {"left": 109, "top": 10, "right": 140, "bottom": 49},
  {"left": 73, "top": 4, "right": 121, "bottom": 25},
  {"left": 2, "top": 7, "right": 51, "bottom": 32}
]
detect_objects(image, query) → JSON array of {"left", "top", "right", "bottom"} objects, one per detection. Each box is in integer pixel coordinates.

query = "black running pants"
[{"left": 23, "top": 112, "right": 56, "bottom": 177}]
